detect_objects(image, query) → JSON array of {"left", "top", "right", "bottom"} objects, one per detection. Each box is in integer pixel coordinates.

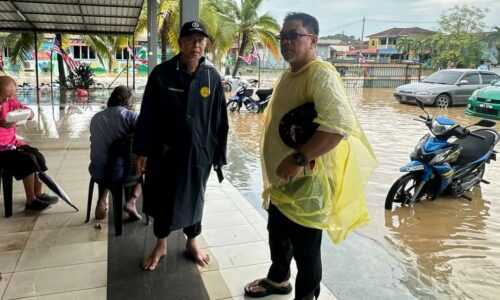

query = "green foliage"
[
  {"left": 436, "top": 5, "right": 487, "bottom": 67},
  {"left": 321, "top": 34, "right": 356, "bottom": 42},
  {"left": 66, "top": 64, "right": 96, "bottom": 89}
]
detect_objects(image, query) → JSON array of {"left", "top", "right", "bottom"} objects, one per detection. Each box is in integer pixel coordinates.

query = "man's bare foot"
[
  {"left": 185, "top": 238, "right": 211, "bottom": 267},
  {"left": 142, "top": 239, "right": 167, "bottom": 271},
  {"left": 95, "top": 201, "right": 107, "bottom": 220},
  {"left": 123, "top": 197, "right": 142, "bottom": 221}
]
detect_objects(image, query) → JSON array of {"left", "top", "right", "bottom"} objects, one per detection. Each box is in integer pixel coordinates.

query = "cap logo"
[{"left": 192, "top": 21, "right": 200, "bottom": 28}]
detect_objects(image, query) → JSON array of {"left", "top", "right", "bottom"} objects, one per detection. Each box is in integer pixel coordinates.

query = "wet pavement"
[{"left": 225, "top": 87, "right": 500, "bottom": 300}]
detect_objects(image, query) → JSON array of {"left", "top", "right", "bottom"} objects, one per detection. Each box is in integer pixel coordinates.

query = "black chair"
[
  {"left": 85, "top": 134, "right": 149, "bottom": 235},
  {"left": 0, "top": 167, "right": 13, "bottom": 217}
]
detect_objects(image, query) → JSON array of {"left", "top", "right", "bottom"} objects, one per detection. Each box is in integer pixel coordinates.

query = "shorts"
[{"left": 0, "top": 145, "right": 48, "bottom": 180}]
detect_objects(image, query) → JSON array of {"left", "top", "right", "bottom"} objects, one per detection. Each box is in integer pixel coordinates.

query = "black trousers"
[
  {"left": 153, "top": 219, "right": 202, "bottom": 240},
  {"left": 267, "top": 204, "right": 322, "bottom": 300},
  {"left": 0, "top": 145, "right": 48, "bottom": 180}
]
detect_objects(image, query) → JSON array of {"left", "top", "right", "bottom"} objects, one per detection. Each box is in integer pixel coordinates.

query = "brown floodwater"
[{"left": 224, "top": 87, "right": 500, "bottom": 299}]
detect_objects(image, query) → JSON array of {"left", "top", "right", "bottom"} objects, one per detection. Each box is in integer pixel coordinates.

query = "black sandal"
[{"left": 244, "top": 278, "right": 292, "bottom": 298}]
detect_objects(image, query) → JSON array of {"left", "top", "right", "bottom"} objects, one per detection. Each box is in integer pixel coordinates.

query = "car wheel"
[{"left": 434, "top": 94, "right": 451, "bottom": 108}]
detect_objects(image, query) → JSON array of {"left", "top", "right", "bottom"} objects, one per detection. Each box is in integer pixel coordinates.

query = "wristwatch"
[{"left": 292, "top": 152, "right": 308, "bottom": 166}]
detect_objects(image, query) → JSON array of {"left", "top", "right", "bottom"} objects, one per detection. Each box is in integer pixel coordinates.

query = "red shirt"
[{"left": 0, "top": 98, "right": 29, "bottom": 149}]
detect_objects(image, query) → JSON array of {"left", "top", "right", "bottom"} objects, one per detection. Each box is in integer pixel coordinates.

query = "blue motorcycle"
[
  {"left": 385, "top": 99, "right": 499, "bottom": 210},
  {"left": 226, "top": 79, "right": 272, "bottom": 113}
]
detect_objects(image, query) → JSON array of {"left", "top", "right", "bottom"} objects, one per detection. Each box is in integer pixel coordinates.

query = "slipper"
[{"left": 244, "top": 278, "right": 292, "bottom": 298}]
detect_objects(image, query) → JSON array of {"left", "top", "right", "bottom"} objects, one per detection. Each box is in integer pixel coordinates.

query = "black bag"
[{"left": 279, "top": 103, "right": 319, "bottom": 149}]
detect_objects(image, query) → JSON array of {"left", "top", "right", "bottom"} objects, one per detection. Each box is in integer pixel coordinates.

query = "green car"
[{"left": 466, "top": 80, "right": 500, "bottom": 120}]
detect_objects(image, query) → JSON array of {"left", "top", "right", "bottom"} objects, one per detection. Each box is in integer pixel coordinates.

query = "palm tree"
[
  {"left": 0, "top": 32, "right": 116, "bottom": 86},
  {"left": 214, "top": 0, "right": 280, "bottom": 77},
  {"left": 396, "top": 37, "right": 414, "bottom": 60}
]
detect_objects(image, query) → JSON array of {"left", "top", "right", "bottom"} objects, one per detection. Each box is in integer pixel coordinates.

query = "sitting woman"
[
  {"left": 89, "top": 85, "right": 142, "bottom": 221},
  {"left": 0, "top": 76, "right": 58, "bottom": 211}
]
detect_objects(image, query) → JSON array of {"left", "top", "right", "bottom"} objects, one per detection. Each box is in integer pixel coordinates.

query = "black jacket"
[{"left": 134, "top": 54, "right": 228, "bottom": 165}]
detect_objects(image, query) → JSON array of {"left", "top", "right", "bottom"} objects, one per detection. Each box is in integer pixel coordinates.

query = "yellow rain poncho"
[{"left": 261, "top": 60, "right": 376, "bottom": 244}]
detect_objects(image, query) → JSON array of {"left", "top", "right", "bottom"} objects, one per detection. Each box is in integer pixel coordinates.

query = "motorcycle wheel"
[
  {"left": 227, "top": 100, "right": 240, "bottom": 113},
  {"left": 385, "top": 173, "right": 426, "bottom": 210},
  {"left": 223, "top": 82, "right": 232, "bottom": 92}
]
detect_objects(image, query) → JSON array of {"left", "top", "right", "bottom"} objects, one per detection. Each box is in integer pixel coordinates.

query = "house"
[
  {"left": 367, "top": 27, "right": 435, "bottom": 62},
  {"left": 316, "top": 39, "right": 350, "bottom": 60}
]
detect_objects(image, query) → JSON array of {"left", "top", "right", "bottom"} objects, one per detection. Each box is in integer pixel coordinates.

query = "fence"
[{"left": 331, "top": 61, "right": 421, "bottom": 88}]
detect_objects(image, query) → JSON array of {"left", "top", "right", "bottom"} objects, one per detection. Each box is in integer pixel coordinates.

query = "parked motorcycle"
[
  {"left": 385, "top": 98, "right": 499, "bottom": 210},
  {"left": 227, "top": 79, "right": 272, "bottom": 113}
]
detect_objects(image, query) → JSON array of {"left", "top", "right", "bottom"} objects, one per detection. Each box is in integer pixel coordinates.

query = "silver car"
[{"left": 394, "top": 69, "right": 500, "bottom": 108}]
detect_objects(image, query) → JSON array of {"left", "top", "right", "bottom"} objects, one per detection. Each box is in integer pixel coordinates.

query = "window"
[
  {"left": 481, "top": 73, "right": 500, "bottom": 84},
  {"left": 371, "top": 40, "right": 375, "bottom": 46},
  {"left": 81, "top": 46, "right": 88, "bottom": 59},
  {"left": 462, "top": 73, "right": 480, "bottom": 85},
  {"left": 73, "top": 46, "right": 81, "bottom": 59},
  {"left": 380, "top": 39, "right": 387, "bottom": 45},
  {"left": 89, "top": 48, "right": 96, "bottom": 59},
  {"left": 116, "top": 49, "right": 123, "bottom": 59}
]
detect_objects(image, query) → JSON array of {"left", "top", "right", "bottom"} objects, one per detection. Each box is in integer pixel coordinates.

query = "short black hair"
[
  {"left": 107, "top": 85, "right": 135, "bottom": 109},
  {"left": 284, "top": 12, "right": 319, "bottom": 35},
  {"left": 480, "top": 60, "right": 485, "bottom": 64}
]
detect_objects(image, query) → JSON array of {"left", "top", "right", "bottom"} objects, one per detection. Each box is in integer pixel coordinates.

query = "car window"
[
  {"left": 421, "top": 70, "right": 463, "bottom": 85},
  {"left": 481, "top": 73, "right": 499, "bottom": 84},
  {"left": 462, "top": 73, "right": 480, "bottom": 85}
]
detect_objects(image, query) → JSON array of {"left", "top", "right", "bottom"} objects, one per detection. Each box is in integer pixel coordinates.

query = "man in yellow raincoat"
[{"left": 244, "top": 12, "right": 376, "bottom": 300}]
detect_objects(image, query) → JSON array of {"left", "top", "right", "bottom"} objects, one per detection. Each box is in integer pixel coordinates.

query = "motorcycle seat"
[
  {"left": 452, "top": 129, "right": 498, "bottom": 165},
  {"left": 256, "top": 89, "right": 273, "bottom": 100}
]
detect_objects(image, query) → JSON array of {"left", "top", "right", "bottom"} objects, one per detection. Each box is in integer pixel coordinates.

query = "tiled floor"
[{"left": 0, "top": 120, "right": 338, "bottom": 300}]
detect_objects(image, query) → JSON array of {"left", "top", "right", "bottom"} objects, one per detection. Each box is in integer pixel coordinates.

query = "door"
[{"left": 453, "top": 72, "right": 481, "bottom": 105}]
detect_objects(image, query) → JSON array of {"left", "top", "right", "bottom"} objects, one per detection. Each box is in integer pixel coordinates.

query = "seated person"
[
  {"left": 89, "top": 85, "right": 142, "bottom": 221},
  {"left": 0, "top": 76, "right": 58, "bottom": 211}
]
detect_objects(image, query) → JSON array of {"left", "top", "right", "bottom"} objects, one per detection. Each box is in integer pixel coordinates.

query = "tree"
[
  {"left": 487, "top": 26, "right": 500, "bottom": 54},
  {"left": 436, "top": 5, "right": 487, "bottom": 67},
  {"left": 396, "top": 37, "right": 414, "bottom": 60},
  {"left": 214, "top": 0, "right": 280, "bottom": 77},
  {"left": 320, "top": 34, "right": 356, "bottom": 42}
]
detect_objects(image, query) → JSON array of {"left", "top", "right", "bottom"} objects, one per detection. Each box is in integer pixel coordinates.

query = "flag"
[
  {"left": 239, "top": 47, "right": 258, "bottom": 65},
  {"left": 126, "top": 45, "right": 147, "bottom": 65},
  {"left": 49, "top": 39, "right": 82, "bottom": 72},
  {"left": 358, "top": 52, "right": 367, "bottom": 63}
]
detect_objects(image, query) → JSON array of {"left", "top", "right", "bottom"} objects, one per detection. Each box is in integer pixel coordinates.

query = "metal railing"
[{"left": 331, "top": 61, "right": 421, "bottom": 88}]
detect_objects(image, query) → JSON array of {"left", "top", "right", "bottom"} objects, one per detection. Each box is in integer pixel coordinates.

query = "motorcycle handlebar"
[{"left": 419, "top": 115, "right": 427, "bottom": 120}]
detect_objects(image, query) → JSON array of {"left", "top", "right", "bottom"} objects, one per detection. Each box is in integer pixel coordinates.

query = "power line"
[{"left": 367, "top": 19, "right": 437, "bottom": 24}]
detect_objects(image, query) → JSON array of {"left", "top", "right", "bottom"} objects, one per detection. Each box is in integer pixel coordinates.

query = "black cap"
[{"left": 180, "top": 21, "right": 209, "bottom": 38}]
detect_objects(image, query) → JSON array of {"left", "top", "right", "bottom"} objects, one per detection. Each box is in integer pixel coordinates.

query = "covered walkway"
[{"left": 0, "top": 92, "right": 338, "bottom": 299}]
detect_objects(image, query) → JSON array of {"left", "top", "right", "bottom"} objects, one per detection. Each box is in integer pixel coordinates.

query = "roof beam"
[
  {"left": 22, "top": 12, "right": 138, "bottom": 19},
  {"left": 8, "top": 0, "right": 142, "bottom": 9}
]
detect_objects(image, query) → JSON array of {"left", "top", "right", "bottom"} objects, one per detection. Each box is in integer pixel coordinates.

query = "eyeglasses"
[{"left": 278, "top": 31, "right": 316, "bottom": 41}]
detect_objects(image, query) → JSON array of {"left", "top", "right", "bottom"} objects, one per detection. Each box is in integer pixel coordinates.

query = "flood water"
[
  {"left": 14, "top": 86, "right": 500, "bottom": 299},
  {"left": 225, "top": 87, "right": 500, "bottom": 300}
]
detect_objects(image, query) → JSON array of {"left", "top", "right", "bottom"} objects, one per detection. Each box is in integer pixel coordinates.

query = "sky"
[{"left": 258, "top": 0, "right": 500, "bottom": 39}]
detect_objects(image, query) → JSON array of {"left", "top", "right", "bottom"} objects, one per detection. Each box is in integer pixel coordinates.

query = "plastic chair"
[
  {"left": 85, "top": 134, "right": 149, "bottom": 235},
  {"left": 0, "top": 168, "right": 13, "bottom": 217}
]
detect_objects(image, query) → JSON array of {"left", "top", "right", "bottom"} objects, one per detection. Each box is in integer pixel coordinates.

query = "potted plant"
[{"left": 67, "top": 64, "right": 96, "bottom": 96}]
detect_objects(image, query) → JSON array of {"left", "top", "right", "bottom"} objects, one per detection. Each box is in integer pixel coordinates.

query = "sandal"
[{"left": 244, "top": 278, "right": 292, "bottom": 298}]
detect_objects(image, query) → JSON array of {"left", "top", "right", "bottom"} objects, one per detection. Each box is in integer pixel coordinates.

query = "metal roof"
[{"left": 0, "top": 0, "right": 144, "bottom": 35}]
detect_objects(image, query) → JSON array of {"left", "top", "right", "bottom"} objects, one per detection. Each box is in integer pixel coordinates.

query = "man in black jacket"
[{"left": 134, "top": 21, "right": 228, "bottom": 271}]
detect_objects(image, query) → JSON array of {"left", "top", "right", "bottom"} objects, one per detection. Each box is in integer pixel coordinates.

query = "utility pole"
[{"left": 360, "top": 16, "right": 366, "bottom": 49}]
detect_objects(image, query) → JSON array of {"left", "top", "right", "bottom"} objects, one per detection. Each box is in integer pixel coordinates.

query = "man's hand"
[
  {"left": 276, "top": 153, "right": 303, "bottom": 181},
  {"left": 136, "top": 156, "right": 148, "bottom": 174}
]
